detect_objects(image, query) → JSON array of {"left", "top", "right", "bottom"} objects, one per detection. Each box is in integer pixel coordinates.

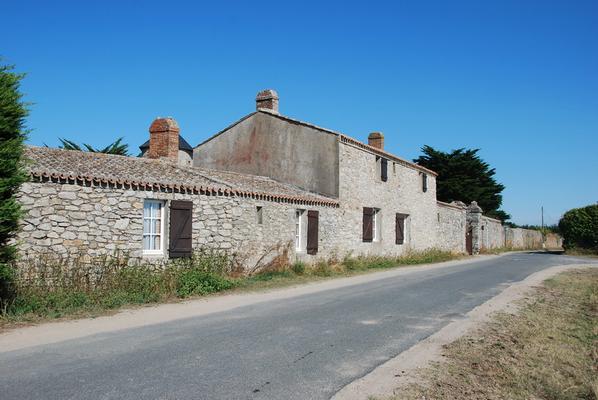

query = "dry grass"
[
  {"left": 565, "top": 248, "right": 598, "bottom": 258},
  {"left": 389, "top": 268, "right": 598, "bottom": 400}
]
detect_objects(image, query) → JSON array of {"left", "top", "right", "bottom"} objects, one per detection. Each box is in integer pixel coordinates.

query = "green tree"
[
  {"left": 0, "top": 62, "right": 28, "bottom": 304},
  {"left": 414, "top": 145, "right": 510, "bottom": 221},
  {"left": 57, "top": 137, "right": 129, "bottom": 156},
  {"left": 558, "top": 204, "right": 598, "bottom": 251}
]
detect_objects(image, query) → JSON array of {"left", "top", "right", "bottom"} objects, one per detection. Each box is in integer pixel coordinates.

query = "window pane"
[
  {"left": 153, "top": 218, "right": 161, "bottom": 235},
  {"left": 153, "top": 235, "right": 161, "bottom": 250},
  {"left": 143, "top": 202, "right": 151, "bottom": 218},
  {"left": 143, "top": 219, "right": 151, "bottom": 235},
  {"left": 143, "top": 235, "right": 151, "bottom": 250}
]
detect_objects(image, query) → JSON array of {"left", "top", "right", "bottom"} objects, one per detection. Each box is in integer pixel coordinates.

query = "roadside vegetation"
[
  {"left": 0, "top": 249, "right": 461, "bottom": 328},
  {"left": 385, "top": 268, "right": 598, "bottom": 400},
  {"left": 559, "top": 204, "right": 598, "bottom": 256},
  {"left": 0, "top": 62, "right": 28, "bottom": 315}
]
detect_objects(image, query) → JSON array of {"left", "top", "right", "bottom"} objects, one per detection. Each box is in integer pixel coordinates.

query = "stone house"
[{"left": 15, "top": 90, "right": 544, "bottom": 270}]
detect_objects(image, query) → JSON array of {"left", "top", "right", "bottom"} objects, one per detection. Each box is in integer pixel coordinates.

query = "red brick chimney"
[
  {"left": 368, "top": 132, "right": 384, "bottom": 150},
  {"left": 256, "top": 89, "right": 279, "bottom": 114},
  {"left": 148, "top": 117, "right": 180, "bottom": 162}
]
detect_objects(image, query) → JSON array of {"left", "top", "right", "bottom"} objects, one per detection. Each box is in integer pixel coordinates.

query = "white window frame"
[
  {"left": 143, "top": 199, "right": 165, "bottom": 255},
  {"left": 295, "top": 209, "right": 306, "bottom": 251},
  {"left": 372, "top": 208, "right": 381, "bottom": 242}
]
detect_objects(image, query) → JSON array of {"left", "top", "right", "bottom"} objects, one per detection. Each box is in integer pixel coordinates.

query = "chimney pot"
[
  {"left": 368, "top": 132, "right": 384, "bottom": 150},
  {"left": 148, "top": 117, "right": 180, "bottom": 162},
  {"left": 256, "top": 89, "right": 279, "bottom": 114}
]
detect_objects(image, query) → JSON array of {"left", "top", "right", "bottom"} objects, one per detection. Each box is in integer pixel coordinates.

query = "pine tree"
[
  {"left": 0, "top": 62, "right": 28, "bottom": 303},
  {"left": 414, "top": 145, "right": 510, "bottom": 221}
]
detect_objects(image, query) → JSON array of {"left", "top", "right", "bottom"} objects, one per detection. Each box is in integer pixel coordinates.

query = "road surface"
[{"left": 0, "top": 252, "right": 592, "bottom": 400}]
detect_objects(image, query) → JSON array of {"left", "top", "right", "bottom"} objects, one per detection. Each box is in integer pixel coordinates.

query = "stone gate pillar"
[{"left": 467, "top": 201, "right": 483, "bottom": 254}]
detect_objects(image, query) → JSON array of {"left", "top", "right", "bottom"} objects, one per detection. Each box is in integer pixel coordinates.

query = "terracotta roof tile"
[{"left": 24, "top": 146, "right": 338, "bottom": 207}]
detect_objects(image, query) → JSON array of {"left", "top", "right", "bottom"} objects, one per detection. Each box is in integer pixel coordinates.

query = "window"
[
  {"left": 363, "top": 207, "right": 381, "bottom": 242},
  {"left": 256, "top": 206, "right": 263, "bottom": 224},
  {"left": 376, "top": 156, "right": 388, "bottom": 182},
  {"left": 422, "top": 173, "right": 428, "bottom": 192},
  {"left": 295, "top": 209, "right": 305, "bottom": 251},
  {"left": 143, "top": 200, "right": 165, "bottom": 254},
  {"left": 372, "top": 209, "right": 381, "bottom": 241},
  {"left": 396, "top": 213, "right": 409, "bottom": 245}
]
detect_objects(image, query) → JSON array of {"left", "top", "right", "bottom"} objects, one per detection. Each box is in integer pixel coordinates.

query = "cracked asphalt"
[{"left": 0, "top": 252, "right": 591, "bottom": 400}]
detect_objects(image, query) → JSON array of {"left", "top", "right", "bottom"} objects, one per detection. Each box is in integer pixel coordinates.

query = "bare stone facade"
[
  {"left": 15, "top": 90, "right": 557, "bottom": 270},
  {"left": 335, "top": 141, "right": 438, "bottom": 256},
  {"left": 16, "top": 180, "right": 341, "bottom": 269}
]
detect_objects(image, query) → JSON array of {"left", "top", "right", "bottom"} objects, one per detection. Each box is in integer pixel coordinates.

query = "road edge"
[
  {"left": 331, "top": 263, "right": 597, "bottom": 400},
  {"left": 0, "top": 253, "right": 512, "bottom": 352}
]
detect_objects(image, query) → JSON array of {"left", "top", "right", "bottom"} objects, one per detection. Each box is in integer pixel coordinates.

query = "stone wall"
[
  {"left": 480, "top": 216, "right": 505, "bottom": 249},
  {"left": 16, "top": 181, "right": 341, "bottom": 270},
  {"left": 436, "top": 202, "right": 466, "bottom": 253},
  {"left": 545, "top": 233, "right": 563, "bottom": 249},
  {"left": 336, "top": 141, "right": 438, "bottom": 256},
  {"left": 505, "top": 227, "right": 544, "bottom": 249}
]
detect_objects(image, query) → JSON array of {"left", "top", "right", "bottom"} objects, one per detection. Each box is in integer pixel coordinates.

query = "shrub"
[
  {"left": 342, "top": 256, "right": 364, "bottom": 271},
  {"left": 558, "top": 204, "right": 598, "bottom": 251},
  {"left": 176, "top": 270, "right": 235, "bottom": 298},
  {"left": 312, "top": 261, "right": 334, "bottom": 276},
  {"left": 291, "top": 261, "right": 306, "bottom": 275}
]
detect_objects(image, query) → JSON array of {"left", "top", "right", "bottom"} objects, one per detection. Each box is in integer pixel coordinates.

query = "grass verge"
[
  {"left": 565, "top": 247, "right": 598, "bottom": 258},
  {"left": 387, "top": 268, "right": 598, "bottom": 400},
  {"left": 1, "top": 249, "right": 462, "bottom": 329}
]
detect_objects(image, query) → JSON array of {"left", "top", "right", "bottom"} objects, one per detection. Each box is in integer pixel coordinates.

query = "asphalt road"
[{"left": 0, "top": 252, "right": 592, "bottom": 400}]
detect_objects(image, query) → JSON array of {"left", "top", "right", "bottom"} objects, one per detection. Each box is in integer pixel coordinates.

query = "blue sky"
[{"left": 3, "top": 0, "right": 597, "bottom": 225}]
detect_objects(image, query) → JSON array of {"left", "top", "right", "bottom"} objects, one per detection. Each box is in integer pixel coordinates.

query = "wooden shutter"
[
  {"left": 169, "top": 200, "right": 193, "bottom": 258},
  {"left": 422, "top": 173, "right": 428, "bottom": 192},
  {"left": 396, "top": 214, "right": 406, "bottom": 245},
  {"left": 306, "top": 210, "right": 319, "bottom": 255},
  {"left": 363, "top": 207, "right": 374, "bottom": 242},
  {"left": 381, "top": 158, "right": 388, "bottom": 182}
]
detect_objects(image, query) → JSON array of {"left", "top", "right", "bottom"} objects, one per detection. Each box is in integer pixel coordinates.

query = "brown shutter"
[
  {"left": 363, "top": 207, "right": 374, "bottom": 242},
  {"left": 306, "top": 210, "right": 319, "bottom": 255},
  {"left": 396, "top": 214, "right": 406, "bottom": 245},
  {"left": 169, "top": 200, "right": 193, "bottom": 258},
  {"left": 381, "top": 158, "right": 388, "bottom": 182}
]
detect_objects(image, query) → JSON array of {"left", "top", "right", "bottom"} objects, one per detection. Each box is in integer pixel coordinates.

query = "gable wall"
[{"left": 193, "top": 113, "right": 339, "bottom": 198}]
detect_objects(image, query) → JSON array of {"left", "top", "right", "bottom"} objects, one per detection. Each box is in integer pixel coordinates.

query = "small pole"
[
  {"left": 541, "top": 206, "right": 544, "bottom": 230},
  {"left": 541, "top": 206, "right": 545, "bottom": 249}
]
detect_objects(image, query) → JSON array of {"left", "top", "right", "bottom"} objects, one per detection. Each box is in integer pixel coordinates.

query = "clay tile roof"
[{"left": 24, "top": 146, "right": 338, "bottom": 207}]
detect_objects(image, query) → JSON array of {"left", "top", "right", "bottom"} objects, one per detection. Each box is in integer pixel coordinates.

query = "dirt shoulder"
[{"left": 332, "top": 263, "right": 597, "bottom": 400}]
